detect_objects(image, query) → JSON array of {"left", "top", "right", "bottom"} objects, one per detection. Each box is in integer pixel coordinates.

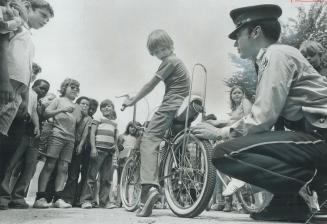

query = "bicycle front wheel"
[
  {"left": 120, "top": 157, "right": 141, "bottom": 212},
  {"left": 163, "top": 133, "right": 216, "bottom": 218}
]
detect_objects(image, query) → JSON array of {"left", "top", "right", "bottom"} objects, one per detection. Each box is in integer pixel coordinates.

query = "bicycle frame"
[{"left": 181, "top": 63, "right": 208, "bottom": 177}]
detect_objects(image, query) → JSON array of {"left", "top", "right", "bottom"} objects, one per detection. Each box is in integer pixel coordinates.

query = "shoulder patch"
[{"left": 259, "top": 56, "right": 269, "bottom": 73}]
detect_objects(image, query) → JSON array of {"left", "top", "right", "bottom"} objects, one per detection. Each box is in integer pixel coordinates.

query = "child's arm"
[
  {"left": 31, "top": 102, "right": 40, "bottom": 138},
  {"left": 20, "top": 87, "right": 29, "bottom": 116},
  {"left": 124, "top": 76, "right": 161, "bottom": 107},
  {"left": 89, "top": 123, "right": 98, "bottom": 158},
  {"left": 44, "top": 99, "right": 74, "bottom": 119},
  {"left": 76, "top": 119, "right": 91, "bottom": 155},
  {"left": 117, "top": 134, "right": 125, "bottom": 151},
  {"left": 0, "top": 34, "right": 14, "bottom": 105}
]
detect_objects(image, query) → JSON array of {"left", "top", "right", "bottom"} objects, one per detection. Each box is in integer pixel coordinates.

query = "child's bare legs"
[
  {"left": 55, "top": 160, "right": 69, "bottom": 191},
  {"left": 52, "top": 160, "right": 72, "bottom": 208},
  {"left": 38, "top": 157, "right": 57, "bottom": 192}
]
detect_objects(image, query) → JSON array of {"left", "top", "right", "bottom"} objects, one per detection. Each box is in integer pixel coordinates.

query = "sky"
[{"left": 32, "top": 0, "right": 308, "bottom": 131}]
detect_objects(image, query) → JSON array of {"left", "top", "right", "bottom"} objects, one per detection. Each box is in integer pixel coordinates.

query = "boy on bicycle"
[{"left": 123, "top": 29, "right": 190, "bottom": 217}]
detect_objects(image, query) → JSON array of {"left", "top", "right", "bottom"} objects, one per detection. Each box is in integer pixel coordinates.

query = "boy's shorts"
[
  {"left": 46, "top": 135, "right": 75, "bottom": 163},
  {"left": 0, "top": 80, "right": 25, "bottom": 136}
]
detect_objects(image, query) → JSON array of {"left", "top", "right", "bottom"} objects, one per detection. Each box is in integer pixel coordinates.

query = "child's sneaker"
[
  {"left": 222, "top": 178, "right": 245, "bottom": 196},
  {"left": 105, "top": 202, "right": 117, "bottom": 209},
  {"left": 53, "top": 199, "right": 72, "bottom": 208},
  {"left": 136, "top": 187, "right": 160, "bottom": 217},
  {"left": 91, "top": 201, "right": 99, "bottom": 208},
  {"left": 33, "top": 198, "right": 51, "bottom": 208},
  {"left": 81, "top": 202, "right": 92, "bottom": 209}
]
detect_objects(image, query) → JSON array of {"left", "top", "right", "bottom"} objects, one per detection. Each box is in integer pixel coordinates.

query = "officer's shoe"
[
  {"left": 311, "top": 173, "right": 327, "bottom": 220},
  {"left": 313, "top": 190, "right": 327, "bottom": 220}
]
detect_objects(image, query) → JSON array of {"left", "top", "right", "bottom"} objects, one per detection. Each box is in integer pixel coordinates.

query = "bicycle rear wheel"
[
  {"left": 120, "top": 157, "right": 141, "bottom": 211},
  {"left": 236, "top": 184, "right": 273, "bottom": 213},
  {"left": 162, "top": 133, "right": 216, "bottom": 218}
]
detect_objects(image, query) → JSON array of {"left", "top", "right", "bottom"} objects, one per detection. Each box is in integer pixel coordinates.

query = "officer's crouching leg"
[{"left": 211, "top": 144, "right": 311, "bottom": 222}]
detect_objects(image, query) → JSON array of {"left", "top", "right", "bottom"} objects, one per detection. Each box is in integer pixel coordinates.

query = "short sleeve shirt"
[
  {"left": 155, "top": 54, "right": 190, "bottom": 98},
  {"left": 7, "top": 25, "right": 34, "bottom": 87},
  {"left": 75, "top": 115, "right": 92, "bottom": 143},
  {"left": 48, "top": 97, "right": 79, "bottom": 141},
  {"left": 93, "top": 115, "right": 117, "bottom": 151},
  {"left": 28, "top": 89, "right": 38, "bottom": 116}
]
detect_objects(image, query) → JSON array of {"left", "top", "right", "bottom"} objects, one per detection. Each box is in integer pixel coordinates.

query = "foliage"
[
  {"left": 280, "top": 2, "right": 327, "bottom": 50},
  {"left": 224, "top": 53, "right": 257, "bottom": 102}
]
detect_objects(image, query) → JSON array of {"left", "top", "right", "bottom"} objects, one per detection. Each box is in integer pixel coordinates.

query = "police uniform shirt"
[{"left": 220, "top": 44, "right": 327, "bottom": 138}]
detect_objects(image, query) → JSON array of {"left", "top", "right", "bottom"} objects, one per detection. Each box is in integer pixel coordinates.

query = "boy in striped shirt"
[{"left": 80, "top": 99, "right": 118, "bottom": 209}]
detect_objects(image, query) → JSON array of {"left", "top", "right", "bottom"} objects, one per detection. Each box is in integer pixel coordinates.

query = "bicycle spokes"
[{"left": 166, "top": 139, "right": 206, "bottom": 208}]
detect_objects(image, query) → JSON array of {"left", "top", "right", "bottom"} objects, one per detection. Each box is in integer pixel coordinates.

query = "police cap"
[{"left": 228, "top": 4, "right": 282, "bottom": 40}]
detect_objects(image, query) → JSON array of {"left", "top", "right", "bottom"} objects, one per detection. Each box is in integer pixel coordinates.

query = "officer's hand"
[{"left": 191, "top": 122, "right": 221, "bottom": 140}]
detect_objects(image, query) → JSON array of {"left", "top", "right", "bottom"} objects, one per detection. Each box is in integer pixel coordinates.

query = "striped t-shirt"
[{"left": 93, "top": 115, "right": 117, "bottom": 152}]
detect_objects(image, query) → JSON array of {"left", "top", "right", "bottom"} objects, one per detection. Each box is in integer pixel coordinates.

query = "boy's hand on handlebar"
[
  {"left": 121, "top": 97, "right": 135, "bottom": 110},
  {"left": 191, "top": 122, "right": 221, "bottom": 140}
]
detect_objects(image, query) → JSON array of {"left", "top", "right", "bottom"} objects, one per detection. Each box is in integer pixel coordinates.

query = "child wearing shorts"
[{"left": 33, "top": 78, "right": 82, "bottom": 208}]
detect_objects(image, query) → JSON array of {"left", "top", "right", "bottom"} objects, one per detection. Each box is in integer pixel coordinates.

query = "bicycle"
[{"left": 119, "top": 63, "right": 217, "bottom": 218}]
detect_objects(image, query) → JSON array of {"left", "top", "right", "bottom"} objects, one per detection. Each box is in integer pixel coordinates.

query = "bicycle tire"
[
  {"left": 236, "top": 184, "right": 272, "bottom": 213},
  {"left": 120, "top": 156, "right": 141, "bottom": 212},
  {"left": 162, "top": 133, "right": 216, "bottom": 218}
]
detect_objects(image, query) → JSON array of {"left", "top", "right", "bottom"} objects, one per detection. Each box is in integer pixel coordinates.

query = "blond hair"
[{"left": 147, "top": 29, "right": 174, "bottom": 55}]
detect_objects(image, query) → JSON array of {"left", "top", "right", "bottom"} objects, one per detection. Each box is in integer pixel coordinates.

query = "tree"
[
  {"left": 280, "top": 2, "right": 327, "bottom": 50},
  {"left": 224, "top": 53, "right": 256, "bottom": 102}
]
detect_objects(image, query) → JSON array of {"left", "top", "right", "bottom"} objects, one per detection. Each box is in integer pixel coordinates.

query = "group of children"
[
  {"left": 0, "top": 0, "right": 144, "bottom": 211},
  {"left": 0, "top": 0, "right": 54, "bottom": 210},
  {"left": 1, "top": 73, "right": 144, "bottom": 210},
  {"left": 1, "top": 1, "right": 327, "bottom": 221}
]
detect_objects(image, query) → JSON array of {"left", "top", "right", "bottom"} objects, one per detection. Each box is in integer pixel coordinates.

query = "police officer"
[{"left": 192, "top": 4, "right": 327, "bottom": 222}]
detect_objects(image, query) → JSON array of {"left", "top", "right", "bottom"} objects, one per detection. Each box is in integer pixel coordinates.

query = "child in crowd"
[
  {"left": 34, "top": 78, "right": 82, "bottom": 209},
  {"left": 0, "top": 0, "right": 53, "bottom": 209},
  {"left": 62, "top": 96, "right": 93, "bottom": 207},
  {"left": 0, "top": 79, "right": 49, "bottom": 209},
  {"left": 206, "top": 85, "right": 253, "bottom": 212},
  {"left": 0, "top": 0, "right": 26, "bottom": 106},
  {"left": 123, "top": 29, "right": 190, "bottom": 217},
  {"left": 0, "top": 0, "right": 53, "bottom": 138},
  {"left": 80, "top": 99, "right": 118, "bottom": 209},
  {"left": 300, "top": 40, "right": 327, "bottom": 77},
  {"left": 115, "top": 121, "right": 141, "bottom": 207},
  {"left": 88, "top": 98, "right": 99, "bottom": 118}
]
